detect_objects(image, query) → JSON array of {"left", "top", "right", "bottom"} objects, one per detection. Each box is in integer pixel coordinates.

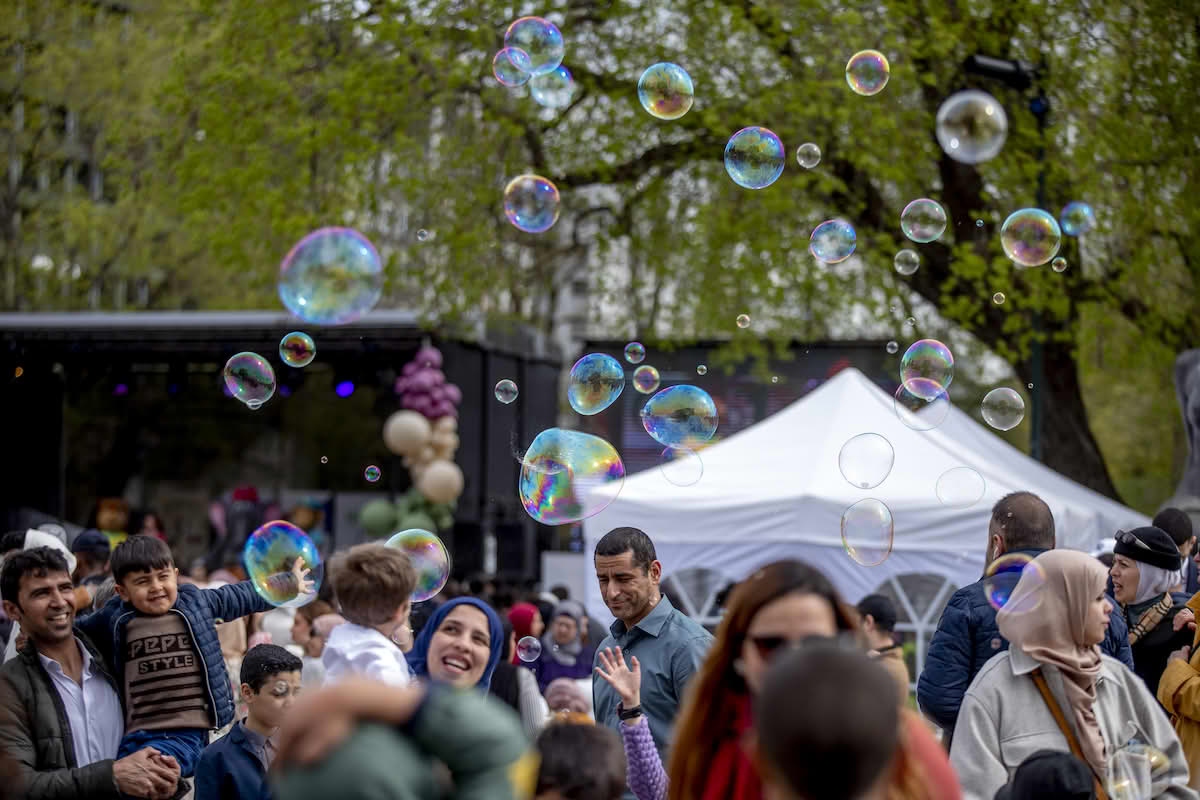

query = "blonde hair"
[{"left": 329, "top": 543, "right": 416, "bottom": 626}]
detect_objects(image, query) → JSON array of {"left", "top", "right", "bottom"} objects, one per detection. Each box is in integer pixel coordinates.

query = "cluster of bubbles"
[
  {"left": 724, "top": 127, "right": 785, "bottom": 189},
  {"left": 494, "top": 379, "right": 519, "bottom": 404},
  {"left": 364, "top": 465, "right": 381, "bottom": 483},
  {"left": 242, "top": 521, "right": 322, "bottom": 608},
  {"left": 640, "top": 385, "right": 719, "bottom": 449},
  {"left": 845, "top": 50, "right": 890, "bottom": 96},
  {"left": 624, "top": 342, "right": 646, "bottom": 364},
  {"left": 279, "top": 332, "right": 316, "bottom": 368},
  {"left": 893, "top": 249, "right": 920, "bottom": 276},
  {"left": 1000, "top": 208, "right": 1062, "bottom": 267},
  {"left": 385, "top": 528, "right": 451, "bottom": 602},
  {"left": 519, "top": 428, "right": 626, "bottom": 524},
  {"left": 983, "top": 552, "right": 1044, "bottom": 613},
  {"left": 567, "top": 353, "right": 625, "bottom": 415},
  {"left": 224, "top": 352, "right": 276, "bottom": 410},
  {"left": 503, "top": 174, "right": 561, "bottom": 234},
  {"left": 633, "top": 365, "right": 661, "bottom": 394},
  {"left": 934, "top": 90, "right": 1008, "bottom": 164},
  {"left": 637, "top": 63, "right": 694, "bottom": 120},
  {"left": 278, "top": 227, "right": 383, "bottom": 325},
  {"left": 809, "top": 219, "right": 857, "bottom": 263},
  {"left": 981, "top": 387, "right": 1026, "bottom": 431},
  {"left": 901, "top": 199, "right": 948, "bottom": 243},
  {"left": 492, "top": 17, "right": 564, "bottom": 87}
]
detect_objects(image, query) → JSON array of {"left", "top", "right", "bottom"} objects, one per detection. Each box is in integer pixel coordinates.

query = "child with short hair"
[
  {"left": 195, "top": 643, "right": 303, "bottom": 800},
  {"left": 322, "top": 543, "right": 416, "bottom": 686},
  {"left": 78, "top": 535, "right": 310, "bottom": 794}
]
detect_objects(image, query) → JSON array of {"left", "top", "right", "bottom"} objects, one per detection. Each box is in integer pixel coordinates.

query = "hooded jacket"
[{"left": 1157, "top": 591, "right": 1200, "bottom": 788}]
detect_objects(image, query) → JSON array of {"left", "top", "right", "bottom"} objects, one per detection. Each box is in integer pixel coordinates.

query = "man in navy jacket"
[{"left": 917, "top": 491, "right": 1134, "bottom": 745}]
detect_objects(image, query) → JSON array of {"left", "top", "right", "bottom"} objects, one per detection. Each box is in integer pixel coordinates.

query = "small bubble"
[
  {"left": 195, "top": 129, "right": 206, "bottom": 142},
  {"left": 905, "top": 316, "right": 916, "bottom": 327},
  {"left": 976, "top": 219, "right": 983, "bottom": 227},
  {"left": 771, "top": 376, "right": 779, "bottom": 384},
  {"left": 1027, "top": 382, "right": 1033, "bottom": 389},
  {"left": 886, "top": 341, "right": 899, "bottom": 354},
  {"left": 697, "top": 365, "right": 708, "bottom": 375},
  {"left": 993, "top": 292, "right": 1005, "bottom": 305},
  {"left": 416, "top": 229, "right": 431, "bottom": 242},
  {"left": 320, "top": 456, "right": 328, "bottom": 464},
  {"left": 736, "top": 314, "right": 751, "bottom": 329}
]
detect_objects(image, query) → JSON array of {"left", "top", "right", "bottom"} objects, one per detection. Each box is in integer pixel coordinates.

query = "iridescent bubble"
[
  {"left": 905, "top": 316, "right": 916, "bottom": 328},
  {"left": 771, "top": 376, "right": 779, "bottom": 384},
  {"left": 503, "top": 16, "right": 564, "bottom": 76},
  {"left": 993, "top": 292, "right": 1005, "bottom": 305},
  {"left": 894, "top": 378, "right": 951, "bottom": 431},
  {"left": 243, "top": 520, "right": 322, "bottom": 608},
  {"left": 841, "top": 498, "right": 894, "bottom": 566},
  {"left": 495, "top": 379, "right": 519, "bottom": 404},
  {"left": 624, "top": 342, "right": 646, "bottom": 364},
  {"left": 809, "top": 219, "right": 857, "bottom": 263},
  {"left": 632, "top": 365, "right": 661, "bottom": 395},
  {"left": 894, "top": 248, "right": 920, "bottom": 276},
  {"left": 901, "top": 199, "right": 948, "bottom": 243},
  {"left": 935, "top": 90, "right": 1009, "bottom": 164},
  {"left": 224, "top": 352, "right": 276, "bottom": 408},
  {"left": 886, "top": 341, "right": 899, "bottom": 354},
  {"left": 641, "top": 385, "right": 718, "bottom": 448},
  {"left": 983, "top": 552, "right": 1044, "bottom": 614},
  {"left": 637, "top": 62, "right": 694, "bottom": 120},
  {"left": 519, "top": 428, "right": 625, "bottom": 525},
  {"left": 416, "top": 229, "right": 431, "bottom": 242},
  {"left": 845, "top": 50, "right": 890, "bottom": 96},
  {"left": 364, "top": 465, "right": 381, "bottom": 482},
  {"left": 724, "top": 127, "right": 785, "bottom": 190},
  {"left": 503, "top": 175, "right": 560, "bottom": 233},
  {"left": 492, "top": 47, "right": 533, "bottom": 87},
  {"left": 567, "top": 353, "right": 625, "bottom": 415},
  {"left": 900, "top": 339, "right": 955, "bottom": 397},
  {"left": 279, "top": 331, "right": 315, "bottom": 368},
  {"left": 385, "top": 528, "right": 451, "bottom": 602},
  {"left": 795, "top": 142, "right": 821, "bottom": 169},
  {"left": 838, "top": 433, "right": 894, "bottom": 489},
  {"left": 660, "top": 446, "right": 703, "bottom": 487},
  {"left": 1060, "top": 201, "right": 1096, "bottom": 236},
  {"left": 981, "top": 387, "right": 1025, "bottom": 431},
  {"left": 529, "top": 65, "right": 576, "bottom": 109},
  {"left": 936, "top": 467, "right": 986, "bottom": 508},
  {"left": 278, "top": 227, "right": 383, "bottom": 325},
  {"left": 976, "top": 219, "right": 984, "bottom": 227},
  {"left": 736, "top": 314, "right": 751, "bottom": 329},
  {"left": 517, "top": 636, "right": 542, "bottom": 662},
  {"left": 696, "top": 364, "right": 708, "bottom": 375},
  {"left": 1000, "top": 208, "right": 1061, "bottom": 266},
  {"left": 1051, "top": 256, "right": 1068, "bottom": 273}
]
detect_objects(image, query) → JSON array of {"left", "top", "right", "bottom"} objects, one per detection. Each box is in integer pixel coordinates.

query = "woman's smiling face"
[{"left": 427, "top": 605, "right": 492, "bottom": 688}]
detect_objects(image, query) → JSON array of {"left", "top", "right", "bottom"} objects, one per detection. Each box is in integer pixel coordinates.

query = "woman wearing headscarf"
[
  {"left": 1110, "top": 526, "right": 1193, "bottom": 694},
  {"left": 950, "top": 549, "right": 1194, "bottom": 800},
  {"left": 533, "top": 600, "right": 594, "bottom": 693},
  {"left": 506, "top": 602, "right": 544, "bottom": 665},
  {"left": 407, "top": 596, "right": 505, "bottom": 690}
]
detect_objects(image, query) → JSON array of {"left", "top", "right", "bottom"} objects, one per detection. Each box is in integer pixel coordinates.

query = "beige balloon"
[
  {"left": 433, "top": 416, "right": 458, "bottom": 434},
  {"left": 418, "top": 445, "right": 436, "bottom": 464},
  {"left": 383, "top": 411, "right": 432, "bottom": 456},
  {"left": 418, "top": 459, "right": 464, "bottom": 503}
]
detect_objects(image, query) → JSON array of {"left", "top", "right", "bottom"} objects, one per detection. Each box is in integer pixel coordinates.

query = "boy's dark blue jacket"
[
  {"left": 195, "top": 721, "right": 271, "bottom": 800},
  {"left": 76, "top": 581, "right": 270, "bottom": 729}
]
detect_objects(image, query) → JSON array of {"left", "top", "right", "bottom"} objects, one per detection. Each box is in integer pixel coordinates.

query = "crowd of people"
[{"left": 3, "top": 492, "right": 1200, "bottom": 799}]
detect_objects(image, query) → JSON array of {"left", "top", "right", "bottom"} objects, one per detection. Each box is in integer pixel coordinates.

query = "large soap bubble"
[
  {"left": 503, "top": 175, "right": 560, "bottom": 233},
  {"left": 637, "top": 62, "right": 694, "bottom": 120},
  {"left": 567, "top": 353, "right": 625, "bottom": 415},
  {"left": 724, "top": 127, "right": 785, "bottom": 189},
  {"left": 519, "top": 428, "right": 625, "bottom": 525},
  {"left": 900, "top": 339, "right": 954, "bottom": 397},
  {"left": 841, "top": 499, "right": 894, "bottom": 566},
  {"left": 492, "top": 47, "right": 533, "bottom": 87},
  {"left": 838, "top": 433, "right": 895, "bottom": 490},
  {"left": 809, "top": 219, "right": 857, "bottom": 263},
  {"left": 981, "top": 387, "right": 1025, "bottom": 431},
  {"left": 503, "top": 16, "right": 564, "bottom": 76},
  {"left": 845, "top": 50, "right": 890, "bottom": 96},
  {"left": 640, "top": 385, "right": 718, "bottom": 449},
  {"left": 935, "top": 90, "right": 1008, "bottom": 164},
  {"left": 224, "top": 352, "right": 276, "bottom": 409},
  {"left": 243, "top": 521, "right": 322, "bottom": 608},
  {"left": 385, "top": 528, "right": 451, "bottom": 602},
  {"left": 278, "top": 228, "right": 383, "bottom": 325},
  {"left": 529, "top": 65, "right": 576, "bottom": 109},
  {"left": 1000, "top": 208, "right": 1061, "bottom": 266},
  {"left": 900, "top": 199, "right": 948, "bottom": 243}
]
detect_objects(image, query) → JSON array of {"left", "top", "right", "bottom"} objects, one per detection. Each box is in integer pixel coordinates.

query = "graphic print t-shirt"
[{"left": 123, "top": 613, "right": 211, "bottom": 732}]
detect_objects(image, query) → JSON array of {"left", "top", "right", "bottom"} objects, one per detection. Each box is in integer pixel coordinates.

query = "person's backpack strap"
[{"left": 1031, "top": 669, "right": 1109, "bottom": 800}]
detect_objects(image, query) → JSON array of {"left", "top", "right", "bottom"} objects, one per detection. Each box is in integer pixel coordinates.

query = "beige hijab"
[{"left": 996, "top": 549, "right": 1107, "bottom": 776}]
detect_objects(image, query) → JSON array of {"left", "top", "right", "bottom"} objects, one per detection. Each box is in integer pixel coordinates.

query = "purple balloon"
[
  {"left": 394, "top": 377, "right": 409, "bottom": 394},
  {"left": 415, "top": 346, "right": 443, "bottom": 369},
  {"left": 433, "top": 401, "right": 456, "bottom": 418},
  {"left": 401, "top": 394, "right": 420, "bottom": 410},
  {"left": 402, "top": 362, "right": 419, "bottom": 376},
  {"left": 443, "top": 384, "right": 462, "bottom": 406},
  {"left": 430, "top": 386, "right": 447, "bottom": 402},
  {"left": 409, "top": 370, "right": 437, "bottom": 392},
  {"left": 412, "top": 395, "right": 435, "bottom": 416}
]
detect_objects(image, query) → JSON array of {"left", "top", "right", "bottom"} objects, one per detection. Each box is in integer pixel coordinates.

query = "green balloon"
[
  {"left": 397, "top": 511, "right": 437, "bottom": 533},
  {"left": 359, "top": 499, "right": 397, "bottom": 538}
]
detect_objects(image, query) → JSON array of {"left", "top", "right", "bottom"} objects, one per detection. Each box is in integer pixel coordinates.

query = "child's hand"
[{"left": 291, "top": 557, "right": 316, "bottom": 597}]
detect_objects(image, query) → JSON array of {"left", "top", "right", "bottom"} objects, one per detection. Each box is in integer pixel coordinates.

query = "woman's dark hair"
[
  {"left": 667, "top": 559, "right": 860, "bottom": 800},
  {"left": 536, "top": 722, "right": 626, "bottom": 800}
]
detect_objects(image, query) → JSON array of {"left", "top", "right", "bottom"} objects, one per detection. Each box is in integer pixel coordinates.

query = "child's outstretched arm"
[{"left": 205, "top": 558, "right": 316, "bottom": 620}]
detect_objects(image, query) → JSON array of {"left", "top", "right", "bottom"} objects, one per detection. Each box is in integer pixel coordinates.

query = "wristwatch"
[{"left": 618, "top": 703, "right": 643, "bottom": 721}]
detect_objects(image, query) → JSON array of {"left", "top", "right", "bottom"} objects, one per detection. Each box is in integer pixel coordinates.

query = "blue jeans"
[{"left": 118, "top": 727, "right": 209, "bottom": 777}]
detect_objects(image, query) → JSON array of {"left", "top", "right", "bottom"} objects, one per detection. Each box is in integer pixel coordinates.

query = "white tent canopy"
[{"left": 582, "top": 367, "right": 1148, "bottom": 641}]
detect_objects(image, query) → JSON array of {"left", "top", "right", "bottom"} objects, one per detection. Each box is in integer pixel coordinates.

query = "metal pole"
[{"left": 1030, "top": 91, "right": 1049, "bottom": 462}]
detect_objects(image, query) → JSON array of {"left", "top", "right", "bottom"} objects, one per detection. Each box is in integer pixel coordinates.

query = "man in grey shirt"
[{"left": 591, "top": 527, "right": 712, "bottom": 798}]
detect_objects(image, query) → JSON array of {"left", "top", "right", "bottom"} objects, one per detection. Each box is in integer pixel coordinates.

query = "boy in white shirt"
[{"left": 322, "top": 544, "right": 416, "bottom": 686}]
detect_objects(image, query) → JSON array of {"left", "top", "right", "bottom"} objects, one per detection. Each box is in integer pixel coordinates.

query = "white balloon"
[
  {"left": 383, "top": 411, "right": 432, "bottom": 455},
  {"left": 419, "top": 460, "right": 464, "bottom": 504}
]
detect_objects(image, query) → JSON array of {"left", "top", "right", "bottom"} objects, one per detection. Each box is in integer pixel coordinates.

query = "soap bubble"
[
  {"left": 771, "top": 376, "right": 779, "bottom": 384},
  {"left": 519, "top": 428, "right": 625, "bottom": 524},
  {"left": 809, "top": 219, "right": 857, "bottom": 263},
  {"left": 416, "top": 229, "right": 431, "bottom": 242},
  {"left": 893, "top": 249, "right": 920, "bottom": 276},
  {"left": 529, "top": 65, "right": 576, "bottom": 109},
  {"left": 696, "top": 364, "right": 708, "bottom": 375},
  {"left": 736, "top": 314, "right": 751, "bottom": 329},
  {"left": 1051, "top": 256, "right": 1068, "bottom": 273},
  {"left": 567, "top": 353, "right": 625, "bottom": 415},
  {"left": 364, "top": 465, "right": 381, "bottom": 483},
  {"left": 503, "top": 16, "right": 564, "bottom": 76},
  {"left": 981, "top": 387, "right": 1025, "bottom": 431},
  {"left": 905, "top": 316, "right": 916, "bottom": 327},
  {"left": 886, "top": 341, "right": 899, "bottom": 354},
  {"left": 1060, "top": 202, "right": 1095, "bottom": 236},
  {"left": 243, "top": 521, "right": 322, "bottom": 608},
  {"left": 935, "top": 90, "right": 1008, "bottom": 164},
  {"left": 279, "top": 332, "right": 316, "bottom": 368},
  {"left": 1000, "top": 208, "right": 1061, "bottom": 267},
  {"left": 320, "top": 456, "right": 328, "bottom": 464},
  {"left": 976, "top": 219, "right": 984, "bottom": 227},
  {"left": 845, "top": 50, "right": 890, "bottom": 96},
  {"left": 660, "top": 446, "right": 704, "bottom": 487},
  {"left": 900, "top": 339, "right": 955, "bottom": 397},
  {"left": 841, "top": 498, "right": 894, "bottom": 566},
  {"left": 795, "top": 142, "right": 821, "bottom": 168},
  {"left": 503, "top": 175, "right": 560, "bottom": 233},
  {"left": 901, "top": 199, "right": 948, "bottom": 243},
  {"left": 632, "top": 365, "right": 661, "bottom": 394},
  {"left": 517, "top": 636, "right": 542, "bottom": 661},
  {"left": 495, "top": 379, "right": 519, "bottom": 404},
  {"left": 894, "top": 378, "right": 950, "bottom": 431},
  {"left": 641, "top": 385, "right": 719, "bottom": 448},
  {"left": 838, "top": 433, "right": 895, "bottom": 489},
  {"left": 993, "top": 292, "right": 1005, "bottom": 305},
  {"left": 984, "top": 552, "right": 1044, "bottom": 614},
  {"left": 224, "top": 352, "right": 276, "bottom": 408},
  {"left": 492, "top": 47, "right": 532, "bottom": 87},
  {"left": 278, "top": 227, "right": 383, "bottom": 325},
  {"left": 385, "top": 528, "right": 451, "bottom": 602},
  {"left": 936, "top": 467, "right": 986, "bottom": 508},
  {"left": 637, "top": 62, "right": 694, "bottom": 120},
  {"left": 624, "top": 342, "right": 646, "bottom": 364},
  {"left": 724, "top": 127, "right": 785, "bottom": 189}
]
